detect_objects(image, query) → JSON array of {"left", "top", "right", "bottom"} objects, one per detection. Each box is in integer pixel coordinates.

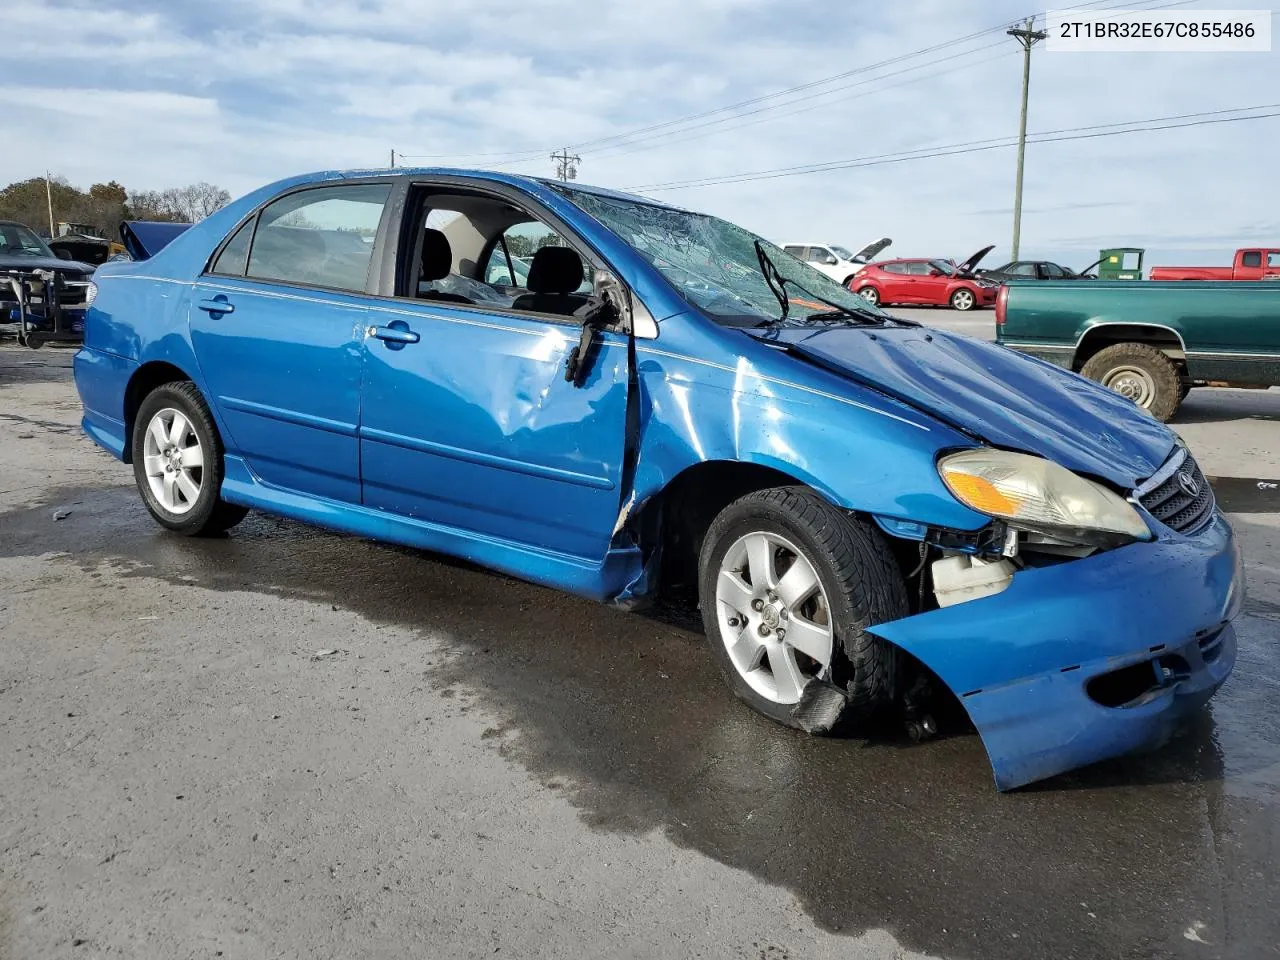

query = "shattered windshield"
[{"left": 558, "top": 187, "right": 888, "bottom": 327}]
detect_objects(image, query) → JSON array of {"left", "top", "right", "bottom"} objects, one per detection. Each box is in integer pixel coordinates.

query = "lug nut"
[
  {"left": 751, "top": 599, "right": 764, "bottom": 611},
  {"left": 757, "top": 624, "right": 771, "bottom": 637},
  {"left": 727, "top": 617, "right": 741, "bottom": 628},
  {"left": 776, "top": 629, "right": 786, "bottom": 641}
]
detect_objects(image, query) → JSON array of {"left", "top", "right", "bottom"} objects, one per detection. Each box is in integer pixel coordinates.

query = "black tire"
[
  {"left": 1080, "top": 342, "right": 1181, "bottom": 422},
  {"left": 949, "top": 288, "right": 977, "bottom": 311},
  {"left": 1178, "top": 378, "right": 1192, "bottom": 403},
  {"left": 856, "top": 286, "right": 880, "bottom": 307},
  {"left": 698, "top": 486, "right": 907, "bottom": 733},
  {"left": 131, "top": 381, "right": 249, "bottom": 536}
]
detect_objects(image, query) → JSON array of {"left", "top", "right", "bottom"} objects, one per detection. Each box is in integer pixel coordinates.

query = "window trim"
[
  {"left": 200, "top": 177, "right": 397, "bottom": 297},
  {"left": 373, "top": 177, "right": 630, "bottom": 332}
]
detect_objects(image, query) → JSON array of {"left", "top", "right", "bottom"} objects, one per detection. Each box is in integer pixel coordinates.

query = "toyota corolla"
[{"left": 73, "top": 168, "right": 1242, "bottom": 790}]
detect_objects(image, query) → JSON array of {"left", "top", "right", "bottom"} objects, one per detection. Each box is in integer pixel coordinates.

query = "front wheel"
[
  {"left": 1080, "top": 342, "right": 1182, "bottom": 422},
  {"left": 949, "top": 288, "right": 976, "bottom": 311},
  {"left": 131, "top": 381, "right": 250, "bottom": 536},
  {"left": 856, "top": 286, "right": 880, "bottom": 307},
  {"left": 698, "top": 487, "right": 907, "bottom": 732}
]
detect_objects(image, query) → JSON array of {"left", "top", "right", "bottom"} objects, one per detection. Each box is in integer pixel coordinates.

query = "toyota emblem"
[{"left": 1177, "top": 470, "right": 1200, "bottom": 496}]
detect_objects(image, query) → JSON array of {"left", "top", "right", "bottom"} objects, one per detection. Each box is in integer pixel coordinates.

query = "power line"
[
  {"left": 389, "top": 0, "right": 1134, "bottom": 166},
  {"left": 388, "top": 0, "right": 1207, "bottom": 168},
  {"left": 628, "top": 104, "right": 1280, "bottom": 192}
]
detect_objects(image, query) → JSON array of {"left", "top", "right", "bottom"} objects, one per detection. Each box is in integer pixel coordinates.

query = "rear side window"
[
  {"left": 210, "top": 219, "right": 254, "bottom": 276},
  {"left": 782, "top": 245, "right": 804, "bottom": 258},
  {"left": 1269, "top": 252, "right": 1280, "bottom": 267},
  {"left": 1242, "top": 250, "right": 1262, "bottom": 268},
  {"left": 1007, "top": 262, "right": 1038, "bottom": 277},
  {"left": 881, "top": 262, "right": 908, "bottom": 274},
  {"left": 245, "top": 183, "right": 390, "bottom": 292}
]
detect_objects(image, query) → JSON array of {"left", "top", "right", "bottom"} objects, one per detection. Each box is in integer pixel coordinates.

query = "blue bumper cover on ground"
[{"left": 870, "top": 513, "right": 1243, "bottom": 790}]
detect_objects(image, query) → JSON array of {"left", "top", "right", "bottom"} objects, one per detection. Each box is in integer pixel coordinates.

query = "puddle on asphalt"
[{"left": 2, "top": 484, "right": 1278, "bottom": 960}]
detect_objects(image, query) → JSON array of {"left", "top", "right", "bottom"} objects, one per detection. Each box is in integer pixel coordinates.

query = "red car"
[{"left": 850, "top": 245, "right": 997, "bottom": 311}]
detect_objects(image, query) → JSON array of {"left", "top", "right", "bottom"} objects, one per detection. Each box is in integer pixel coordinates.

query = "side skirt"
[{"left": 219, "top": 455, "right": 643, "bottom": 603}]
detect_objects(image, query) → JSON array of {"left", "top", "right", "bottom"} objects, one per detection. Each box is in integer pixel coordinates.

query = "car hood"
[
  {"left": 954, "top": 244, "right": 994, "bottom": 277},
  {"left": 750, "top": 325, "right": 1175, "bottom": 489},
  {"left": 851, "top": 237, "right": 892, "bottom": 263},
  {"left": 0, "top": 254, "right": 95, "bottom": 275}
]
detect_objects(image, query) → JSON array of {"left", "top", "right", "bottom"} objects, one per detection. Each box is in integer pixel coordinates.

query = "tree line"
[{"left": 0, "top": 176, "right": 232, "bottom": 239}]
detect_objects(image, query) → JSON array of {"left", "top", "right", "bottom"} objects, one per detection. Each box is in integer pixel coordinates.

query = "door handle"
[
  {"left": 197, "top": 296, "right": 235, "bottom": 315},
  {"left": 367, "top": 322, "right": 420, "bottom": 345}
]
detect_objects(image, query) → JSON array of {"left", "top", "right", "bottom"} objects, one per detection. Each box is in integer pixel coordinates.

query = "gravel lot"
[{"left": 1, "top": 324, "right": 1277, "bottom": 960}]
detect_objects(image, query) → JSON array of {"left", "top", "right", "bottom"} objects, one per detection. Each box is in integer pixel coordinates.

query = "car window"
[
  {"left": 245, "top": 183, "right": 389, "bottom": 292},
  {"left": 1041, "top": 263, "right": 1066, "bottom": 278},
  {"left": 1007, "top": 262, "right": 1038, "bottom": 277},
  {"left": 1242, "top": 251, "right": 1262, "bottom": 268},
  {"left": 828, "top": 245, "right": 853, "bottom": 260},
  {"left": 1269, "top": 252, "right": 1280, "bottom": 267},
  {"left": 210, "top": 219, "right": 254, "bottom": 276},
  {"left": 906, "top": 261, "right": 934, "bottom": 276},
  {"left": 483, "top": 222, "right": 591, "bottom": 292},
  {"left": 881, "top": 262, "right": 908, "bottom": 274},
  {"left": 805, "top": 246, "right": 835, "bottom": 265},
  {"left": 782, "top": 245, "right": 804, "bottom": 258},
  {"left": 0, "top": 222, "right": 55, "bottom": 258}
]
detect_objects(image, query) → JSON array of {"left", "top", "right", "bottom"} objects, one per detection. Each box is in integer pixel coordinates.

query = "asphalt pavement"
[{"left": 1, "top": 331, "right": 1277, "bottom": 960}]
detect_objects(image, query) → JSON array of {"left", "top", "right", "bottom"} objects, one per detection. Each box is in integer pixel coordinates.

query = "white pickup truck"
[{"left": 779, "top": 238, "right": 892, "bottom": 287}]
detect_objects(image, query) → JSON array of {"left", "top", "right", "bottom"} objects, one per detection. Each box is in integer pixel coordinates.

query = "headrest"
[
  {"left": 527, "top": 246, "right": 584, "bottom": 295},
  {"left": 420, "top": 228, "right": 452, "bottom": 282}
]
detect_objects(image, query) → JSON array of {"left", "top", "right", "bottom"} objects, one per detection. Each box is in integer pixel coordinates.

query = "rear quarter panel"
[{"left": 996, "top": 279, "right": 1280, "bottom": 384}]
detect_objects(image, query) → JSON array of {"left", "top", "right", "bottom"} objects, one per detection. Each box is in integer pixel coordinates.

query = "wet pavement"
[{"left": 1, "top": 341, "right": 1278, "bottom": 959}]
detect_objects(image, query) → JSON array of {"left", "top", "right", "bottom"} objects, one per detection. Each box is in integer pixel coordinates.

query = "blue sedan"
[{"left": 73, "top": 168, "right": 1242, "bottom": 790}]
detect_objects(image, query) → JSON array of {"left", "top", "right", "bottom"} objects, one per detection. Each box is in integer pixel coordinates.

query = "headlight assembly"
[{"left": 938, "top": 449, "right": 1151, "bottom": 546}]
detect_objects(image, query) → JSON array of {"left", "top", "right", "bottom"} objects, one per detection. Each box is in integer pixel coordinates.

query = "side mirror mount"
[{"left": 929, "top": 268, "right": 942, "bottom": 277}]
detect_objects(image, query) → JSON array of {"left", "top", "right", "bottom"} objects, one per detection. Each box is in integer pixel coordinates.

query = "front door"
[
  {"left": 188, "top": 181, "right": 392, "bottom": 503},
  {"left": 358, "top": 188, "right": 630, "bottom": 561}
]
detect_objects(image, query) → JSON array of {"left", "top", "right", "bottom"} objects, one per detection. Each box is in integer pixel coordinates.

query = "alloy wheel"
[
  {"left": 714, "top": 531, "right": 834, "bottom": 705},
  {"left": 142, "top": 407, "right": 204, "bottom": 514}
]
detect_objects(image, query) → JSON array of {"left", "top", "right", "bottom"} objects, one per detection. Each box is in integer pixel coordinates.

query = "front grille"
[{"left": 1137, "top": 450, "right": 1215, "bottom": 534}]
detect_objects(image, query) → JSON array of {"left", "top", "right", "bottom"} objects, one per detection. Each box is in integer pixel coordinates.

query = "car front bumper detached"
[{"left": 870, "top": 512, "right": 1243, "bottom": 790}]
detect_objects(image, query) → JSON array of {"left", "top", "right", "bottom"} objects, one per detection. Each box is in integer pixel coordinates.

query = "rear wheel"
[
  {"left": 1080, "top": 342, "right": 1182, "bottom": 422},
  {"left": 856, "top": 286, "right": 880, "bottom": 307},
  {"left": 131, "top": 381, "right": 249, "bottom": 536},
  {"left": 950, "top": 288, "right": 976, "bottom": 311},
  {"left": 698, "top": 487, "right": 906, "bottom": 732}
]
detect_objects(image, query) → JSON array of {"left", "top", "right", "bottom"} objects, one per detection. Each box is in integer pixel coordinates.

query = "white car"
[{"left": 780, "top": 238, "right": 892, "bottom": 287}]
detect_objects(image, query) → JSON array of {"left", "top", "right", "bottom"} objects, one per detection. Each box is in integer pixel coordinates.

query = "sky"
[{"left": 3, "top": 0, "right": 1276, "bottom": 270}]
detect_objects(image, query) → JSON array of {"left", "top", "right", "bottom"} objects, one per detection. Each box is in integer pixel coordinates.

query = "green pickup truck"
[{"left": 995, "top": 280, "right": 1280, "bottom": 421}]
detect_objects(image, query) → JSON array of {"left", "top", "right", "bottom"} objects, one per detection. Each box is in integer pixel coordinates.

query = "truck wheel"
[
  {"left": 950, "top": 288, "right": 976, "bottom": 311},
  {"left": 1080, "top": 342, "right": 1181, "bottom": 422},
  {"left": 698, "top": 487, "right": 907, "bottom": 733},
  {"left": 131, "top": 381, "right": 250, "bottom": 536},
  {"left": 856, "top": 286, "right": 880, "bottom": 307}
]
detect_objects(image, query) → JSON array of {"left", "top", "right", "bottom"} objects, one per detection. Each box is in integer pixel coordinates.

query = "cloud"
[{"left": 2, "top": 0, "right": 1275, "bottom": 269}]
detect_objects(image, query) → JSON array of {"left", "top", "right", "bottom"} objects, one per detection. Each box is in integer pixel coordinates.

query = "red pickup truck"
[{"left": 1149, "top": 247, "right": 1280, "bottom": 281}]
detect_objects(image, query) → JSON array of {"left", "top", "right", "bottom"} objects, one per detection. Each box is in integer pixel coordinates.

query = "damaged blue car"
[{"left": 73, "top": 169, "right": 1242, "bottom": 790}]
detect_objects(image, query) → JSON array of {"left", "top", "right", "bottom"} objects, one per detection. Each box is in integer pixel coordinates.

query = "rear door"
[
  {"left": 188, "top": 181, "right": 392, "bottom": 503},
  {"left": 358, "top": 182, "right": 631, "bottom": 562}
]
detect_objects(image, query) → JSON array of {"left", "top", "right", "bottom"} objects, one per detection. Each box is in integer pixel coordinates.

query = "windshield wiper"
[{"left": 753, "top": 239, "right": 789, "bottom": 323}]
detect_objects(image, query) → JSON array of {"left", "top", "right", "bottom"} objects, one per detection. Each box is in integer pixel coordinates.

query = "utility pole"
[
  {"left": 44, "top": 171, "right": 55, "bottom": 237},
  {"left": 550, "top": 148, "right": 580, "bottom": 182},
  {"left": 1007, "top": 18, "right": 1046, "bottom": 260},
  {"left": 389, "top": 148, "right": 396, "bottom": 168}
]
